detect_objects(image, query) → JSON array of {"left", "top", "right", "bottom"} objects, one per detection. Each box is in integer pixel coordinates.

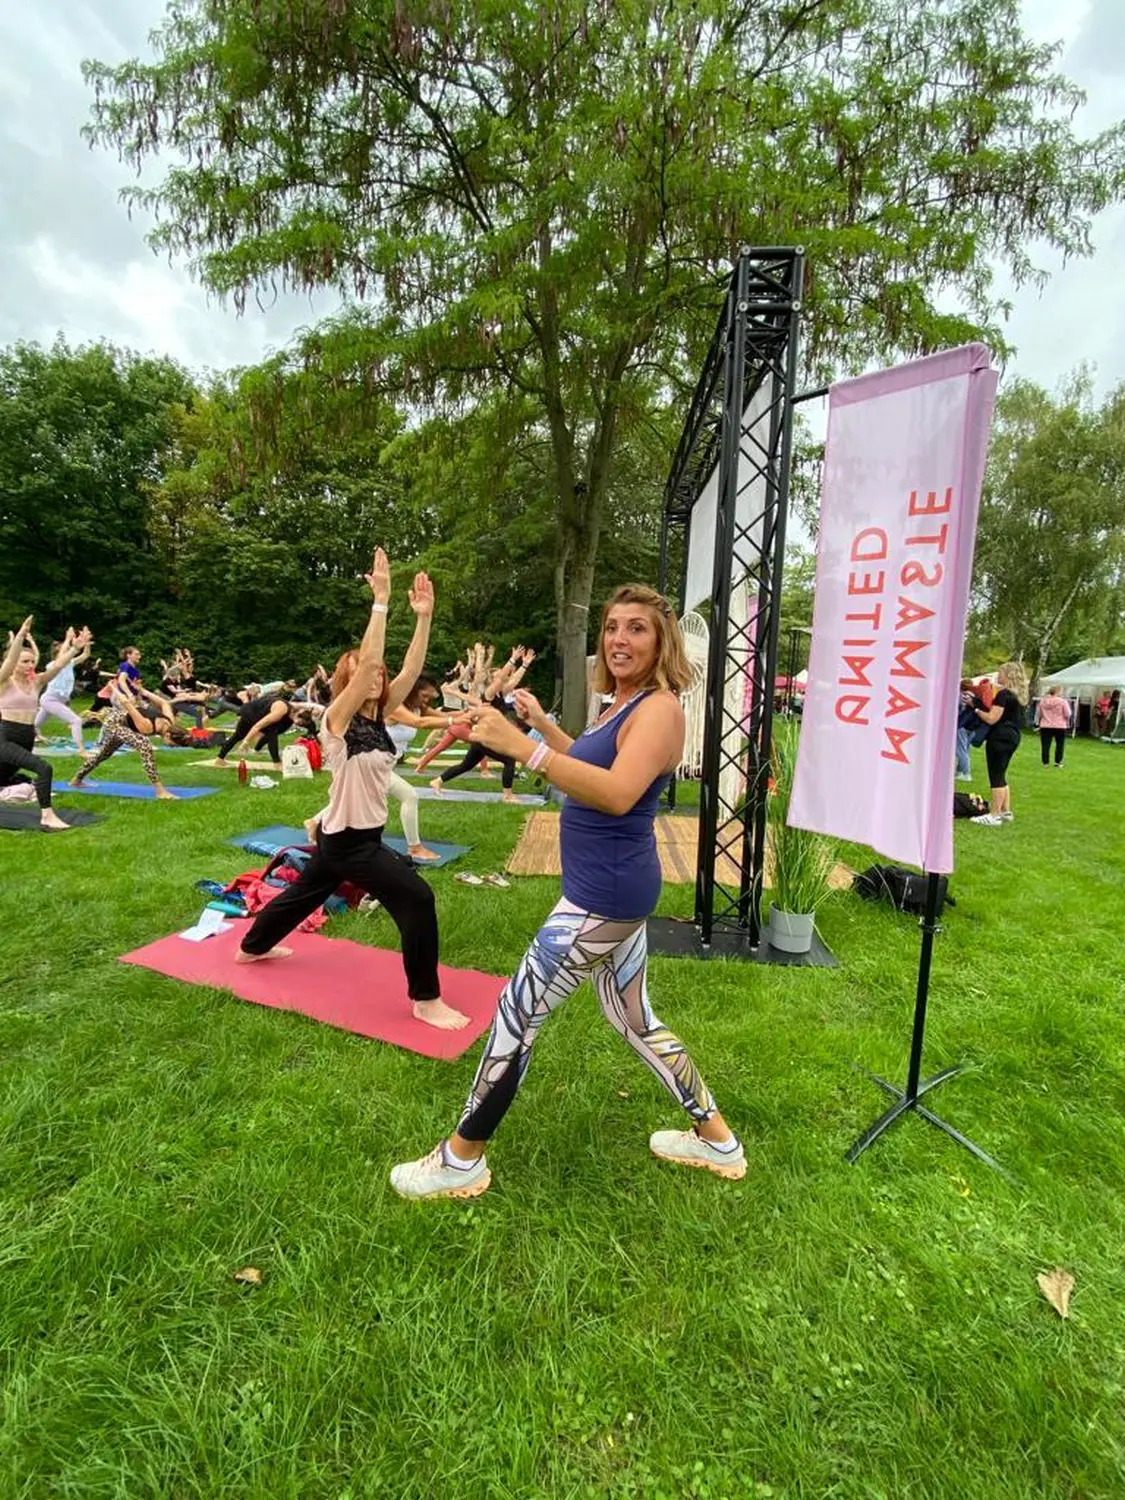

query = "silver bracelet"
[{"left": 370, "top": 603, "right": 388, "bottom": 614}]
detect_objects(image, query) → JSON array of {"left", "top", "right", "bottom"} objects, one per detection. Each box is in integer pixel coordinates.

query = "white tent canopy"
[{"left": 1043, "top": 657, "right": 1125, "bottom": 693}]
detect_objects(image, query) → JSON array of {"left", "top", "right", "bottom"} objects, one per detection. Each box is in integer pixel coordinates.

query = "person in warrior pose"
[
  {"left": 235, "top": 548, "right": 469, "bottom": 1032},
  {"left": 214, "top": 689, "right": 297, "bottom": 768},
  {"left": 34, "top": 633, "right": 93, "bottom": 752},
  {"left": 70, "top": 683, "right": 180, "bottom": 798},
  {"left": 391, "top": 584, "right": 744, "bottom": 1199},
  {"left": 428, "top": 645, "right": 537, "bottom": 803},
  {"left": 0, "top": 619, "right": 93, "bottom": 829}
]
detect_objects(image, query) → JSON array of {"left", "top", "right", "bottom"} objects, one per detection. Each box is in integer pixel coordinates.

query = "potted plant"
[{"left": 764, "top": 736, "right": 836, "bottom": 954}]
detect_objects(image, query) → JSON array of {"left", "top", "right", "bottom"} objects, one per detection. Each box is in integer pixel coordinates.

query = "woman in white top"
[
  {"left": 34, "top": 635, "right": 92, "bottom": 752},
  {"left": 236, "top": 549, "right": 469, "bottom": 1032}
]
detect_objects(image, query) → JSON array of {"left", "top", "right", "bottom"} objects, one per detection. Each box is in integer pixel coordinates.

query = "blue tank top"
[{"left": 559, "top": 693, "right": 669, "bottom": 921}]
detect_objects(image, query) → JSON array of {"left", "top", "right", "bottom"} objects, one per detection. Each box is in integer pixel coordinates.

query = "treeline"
[{"left": 0, "top": 339, "right": 664, "bottom": 696}]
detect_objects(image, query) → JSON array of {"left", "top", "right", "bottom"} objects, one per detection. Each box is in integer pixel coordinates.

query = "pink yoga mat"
[{"left": 120, "top": 926, "right": 504, "bottom": 1060}]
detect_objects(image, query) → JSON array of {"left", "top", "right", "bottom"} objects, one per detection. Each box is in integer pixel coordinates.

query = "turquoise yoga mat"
[{"left": 227, "top": 825, "right": 471, "bottom": 868}]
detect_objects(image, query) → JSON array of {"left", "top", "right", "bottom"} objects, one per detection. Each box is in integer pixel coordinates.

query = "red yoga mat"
[{"left": 120, "top": 926, "right": 504, "bottom": 1060}]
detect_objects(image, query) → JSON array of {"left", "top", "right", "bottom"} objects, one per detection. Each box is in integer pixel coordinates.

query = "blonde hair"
[
  {"left": 997, "top": 661, "right": 1029, "bottom": 706},
  {"left": 591, "top": 584, "right": 692, "bottom": 695}
]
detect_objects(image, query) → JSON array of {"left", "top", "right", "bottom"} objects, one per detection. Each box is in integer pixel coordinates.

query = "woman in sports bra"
[
  {"left": 0, "top": 618, "right": 93, "bottom": 829},
  {"left": 391, "top": 584, "right": 743, "bottom": 1200},
  {"left": 236, "top": 549, "right": 469, "bottom": 1033}
]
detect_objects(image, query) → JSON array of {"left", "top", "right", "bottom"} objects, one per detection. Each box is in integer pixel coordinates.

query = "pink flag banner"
[{"left": 789, "top": 345, "right": 998, "bottom": 874}]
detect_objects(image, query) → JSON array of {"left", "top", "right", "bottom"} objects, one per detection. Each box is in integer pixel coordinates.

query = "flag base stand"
[
  {"left": 647, "top": 916, "right": 838, "bottom": 967},
  {"left": 846, "top": 872, "right": 1007, "bottom": 1175}
]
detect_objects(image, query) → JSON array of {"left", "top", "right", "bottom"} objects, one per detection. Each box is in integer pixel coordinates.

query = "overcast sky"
[{"left": 1, "top": 1, "right": 1122, "bottom": 395}]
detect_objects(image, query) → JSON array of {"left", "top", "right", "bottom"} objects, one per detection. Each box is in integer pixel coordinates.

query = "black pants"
[
  {"left": 218, "top": 706, "right": 288, "bottom": 763},
  {"left": 1039, "top": 728, "right": 1065, "bottom": 765},
  {"left": 440, "top": 739, "right": 517, "bottom": 790},
  {"left": 985, "top": 729, "right": 1020, "bottom": 789},
  {"left": 0, "top": 721, "right": 53, "bottom": 809},
  {"left": 239, "top": 826, "right": 440, "bottom": 1000},
  {"left": 172, "top": 698, "right": 205, "bottom": 726}
]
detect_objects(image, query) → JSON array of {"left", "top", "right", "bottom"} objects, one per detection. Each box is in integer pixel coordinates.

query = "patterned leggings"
[
  {"left": 458, "top": 897, "right": 717, "bottom": 1142},
  {"left": 74, "top": 708, "right": 160, "bottom": 785}
]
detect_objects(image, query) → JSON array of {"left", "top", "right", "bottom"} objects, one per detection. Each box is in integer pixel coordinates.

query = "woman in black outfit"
[
  {"left": 972, "top": 661, "right": 1028, "bottom": 825},
  {"left": 215, "top": 691, "right": 295, "bottom": 767}
]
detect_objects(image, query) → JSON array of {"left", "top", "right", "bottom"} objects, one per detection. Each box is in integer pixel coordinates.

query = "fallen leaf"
[
  {"left": 617, "top": 1090, "right": 630, "bottom": 1099},
  {"left": 233, "top": 1265, "right": 264, "bottom": 1287},
  {"left": 1037, "top": 1267, "right": 1074, "bottom": 1319}
]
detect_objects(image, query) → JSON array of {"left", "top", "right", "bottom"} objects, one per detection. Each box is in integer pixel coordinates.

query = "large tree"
[
  {"left": 84, "top": 0, "right": 1125, "bottom": 729},
  {"left": 0, "top": 339, "right": 195, "bottom": 641},
  {"left": 971, "top": 375, "right": 1125, "bottom": 683}
]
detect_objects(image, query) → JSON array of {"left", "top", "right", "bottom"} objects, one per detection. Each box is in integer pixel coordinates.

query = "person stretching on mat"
[
  {"left": 390, "top": 583, "right": 743, "bottom": 1199},
  {"left": 412, "top": 645, "right": 494, "bottom": 777},
  {"left": 236, "top": 549, "right": 469, "bottom": 1033},
  {"left": 70, "top": 683, "right": 179, "bottom": 798},
  {"left": 428, "top": 645, "right": 537, "bottom": 803},
  {"left": 34, "top": 633, "right": 93, "bottom": 752},
  {"left": 0, "top": 619, "right": 93, "bottom": 829},
  {"left": 215, "top": 689, "right": 296, "bottom": 768}
]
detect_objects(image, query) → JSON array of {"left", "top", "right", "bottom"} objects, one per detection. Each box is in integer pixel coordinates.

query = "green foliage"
[
  {"left": 766, "top": 731, "right": 837, "bottom": 916},
  {"left": 83, "top": 0, "right": 1125, "bottom": 727},
  {"left": 972, "top": 373, "right": 1125, "bottom": 680}
]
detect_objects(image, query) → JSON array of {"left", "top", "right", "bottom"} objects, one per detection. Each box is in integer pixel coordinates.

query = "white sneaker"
[
  {"left": 390, "top": 1142, "right": 491, "bottom": 1200},
  {"left": 971, "top": 814, "right": 1004, "bottom": 825},
  {"left": 649, "top": 1128, "right": 746, "bottom": 1180},
  {"left": 998, "top": 811, "right": 1014, "bottom": 821},
  {"left": 956, "top": 773, "right": 973, "bottom": 782}
]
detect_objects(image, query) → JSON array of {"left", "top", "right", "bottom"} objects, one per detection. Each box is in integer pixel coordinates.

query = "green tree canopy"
[
  {"left": 972, "top": 373, "right": 1125, "bottom": 683},
  {"left": 80, "top": 0, "right": 1125, "bottom": 724}
]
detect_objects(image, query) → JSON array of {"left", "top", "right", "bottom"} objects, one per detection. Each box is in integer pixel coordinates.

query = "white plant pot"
[{"left": 768, "top": 907, "right": 815, "bottom": 955}]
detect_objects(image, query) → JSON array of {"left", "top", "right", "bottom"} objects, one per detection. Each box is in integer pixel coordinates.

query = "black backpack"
[
  {"left": 953, "top": 791, "right": 988, "bottom": 819},
  {"left": 852, "top": 864, "right": 954, "bottom": 914}
]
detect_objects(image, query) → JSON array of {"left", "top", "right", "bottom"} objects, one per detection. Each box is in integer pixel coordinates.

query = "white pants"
[{"left": 34, "top": 696, "right": 84, "bottom": 746}]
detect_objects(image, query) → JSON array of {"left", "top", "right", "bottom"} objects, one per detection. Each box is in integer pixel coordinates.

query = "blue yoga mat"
[
  {"left": 67, "top": 781, "right": 219, "bottom": 800},
  {"left": 41, "top": 743, "right": 201, "bottom": 757},
  {"left": 227, "top": 825, "right": 471, "bottom": 868}
]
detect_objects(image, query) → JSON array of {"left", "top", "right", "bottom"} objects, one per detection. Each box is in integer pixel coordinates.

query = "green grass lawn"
[{"left": 2, "top": 735, "right": 1123, "bottom": 1499}]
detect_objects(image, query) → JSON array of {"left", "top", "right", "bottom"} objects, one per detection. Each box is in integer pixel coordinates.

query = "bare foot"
[
  {"left": 502, "top": 790, "right": 518, "bottom": 803},
  {"left": 408, "top": 844, "right": 441, "bottom": 861},
  {"left": 428, "top": 778, "right": 444, "bottom": 796},
  {"left": 478, "top": 768, "right": 495, "bottom": 779},
  {"left": 303, "top": 817, "right": 319, "bottom": 842},
  {"left": 236, "top": 945, "right": 293, "bottom": 964},
  {"left": 68, "top": 776, "right": 86, "bottom": 787},
  {"left": 413, "top": 998, "right": 470, "bottom": 1030},
  {"left": 40, "top": 809, "right": 70, "bottom": 831},
  {"left": 155, "top": 788, "right": 178, "bottom": 800}
]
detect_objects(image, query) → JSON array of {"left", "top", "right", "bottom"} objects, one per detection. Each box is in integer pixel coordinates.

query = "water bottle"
[{"left": 238, "top": 758, "right": 248, "bottom": 786}]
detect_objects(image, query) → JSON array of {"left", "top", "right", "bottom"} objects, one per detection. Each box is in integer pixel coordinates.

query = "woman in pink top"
[
  {"left": 235, "top": 548, "right": 469, "bottom": 1033},
  {"left": 1034, "top": 684, "right": 1072, "bottom": 766},
  {"left": 0, "top": 617, "right": 92, "bottom": 829}
]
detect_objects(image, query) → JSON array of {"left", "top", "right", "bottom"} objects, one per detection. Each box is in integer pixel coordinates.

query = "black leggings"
[
  {"left": 239, "top": 826, "right": 440, "bottom": 1000},
  {"left": 218, "top": 706, "right": 290, "bottom": 763},
  {"left": 1039, "top": 728, "right": 1065, "bottom": 765},
  {"left": 0, "top": 721, "right": 53, "bottom": 809},
  {"left": 440, "top": 739, "right": 517, "bottom": 790},
  {"left": 985, "top": 729, "right": 1020, "bottom": 789}
]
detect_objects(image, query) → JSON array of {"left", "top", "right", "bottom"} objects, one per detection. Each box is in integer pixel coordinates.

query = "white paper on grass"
[{"left": 179, "top": 907, "right": 233, "bottom": 942}]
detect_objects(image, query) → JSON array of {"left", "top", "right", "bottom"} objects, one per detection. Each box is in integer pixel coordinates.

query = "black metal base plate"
[{"left": 646, "top": 916, "right": 838, "bottom": 967}]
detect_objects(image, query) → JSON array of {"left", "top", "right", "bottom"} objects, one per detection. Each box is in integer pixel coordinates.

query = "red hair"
[{"left": 332, "top": 649, "right": 389, "bottom": 714}]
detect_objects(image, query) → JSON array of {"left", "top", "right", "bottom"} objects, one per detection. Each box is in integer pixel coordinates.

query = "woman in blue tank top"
[{"left": 391, "top": 584, "right": 745, "bottom": 1201}]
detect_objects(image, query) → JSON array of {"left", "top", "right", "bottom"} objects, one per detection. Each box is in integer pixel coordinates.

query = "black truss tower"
[{"left": 657, "top": 248, "right": 803, "bottom": 953}]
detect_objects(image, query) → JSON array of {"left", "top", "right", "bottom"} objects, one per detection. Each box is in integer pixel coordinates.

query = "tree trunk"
[{"left": 556, "top": 549, "right": 598, "bottom": 737}]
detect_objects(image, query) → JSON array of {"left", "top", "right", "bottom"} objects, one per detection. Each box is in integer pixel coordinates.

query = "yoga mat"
[
  {"left": 506, "top": 811, "right": 855, "bottom": 888},
  {"left": 120, "top": 926, "right": 503, "bottom": 1060},
  {"left": 0, "top": 804, "right": 105, "bottom": 832},
  {"left": 190, "top": 756, "right": 279, "bottom": 769},
  {"left": 67, "top": 781, "right": 219, "bottom": 800},
  {"left": 41, "top": 743, "right": 201, "bottom": 756},
  {"left": 227, "top": 826, "right": 471, "bottom": 868},
  {"left": 415, "top": 788, "right": 545, "bottom": 806}
]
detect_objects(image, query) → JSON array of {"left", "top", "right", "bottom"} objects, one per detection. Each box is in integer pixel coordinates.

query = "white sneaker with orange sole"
[
  {"left": 390, "top": 1142, "right": 491, "bottom": 1200},
  {"left": 649, "top": 1129, "right": 747, "bottom": 1179}
]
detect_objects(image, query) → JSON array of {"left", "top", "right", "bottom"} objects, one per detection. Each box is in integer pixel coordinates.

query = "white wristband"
[{"left": 370, "top": 603, "right": 387, "bottom": 614}]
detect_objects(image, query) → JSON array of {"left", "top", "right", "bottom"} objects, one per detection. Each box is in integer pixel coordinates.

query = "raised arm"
[
  {"left": 0, "top": 616, "right": 34, "bottom": 688},
  {"left": 38, "top": 626, "right": 92, "bottom": 687},
  {"left": 326, "top": 547, "right": 389, "bottom": 738},
  {"left": 386, "top": 572, "right": 435, "bottom": 714}
]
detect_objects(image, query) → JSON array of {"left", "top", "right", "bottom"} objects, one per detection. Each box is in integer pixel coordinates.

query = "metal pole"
[
  {"left": 695, "top": 259, "right": 749, "bottom": 947},
  {"left": 905, "top": 871, "right": 944, "bottom": 1100}
]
